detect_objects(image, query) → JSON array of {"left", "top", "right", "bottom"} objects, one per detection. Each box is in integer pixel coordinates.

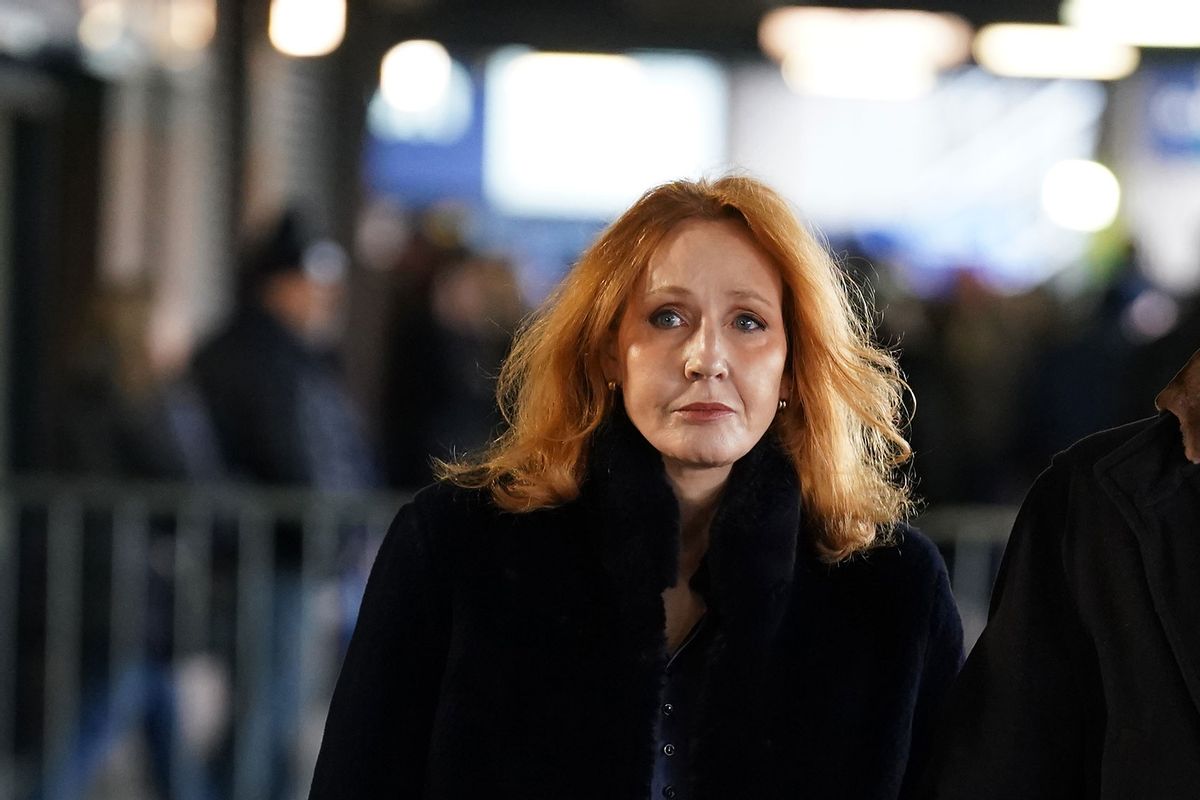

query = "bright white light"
[
  {"left": 483, "top": 49, "right": 727, "bottom": 219},
  {"left": 1062, "top": 0, "right": 1200, "bottom": 48},
  {"left": 975, "top": 24, "right": 1139, "bottom": 80},
  {"left": 1042, "top": 159, "right": 1120, "bottom": 231},
  {"left": 759, "top": 7, "right": 972, "bottom": 66},
  {"left": 268, "top": 0, "right": 345, "bottom": 57},
  {"left": 381, "top": 40, "right": 452, "bottom": 113},
  {"left": 168, "top": 0, "right": 217, "bottom": 53},
  {"left": 760, "top": 7, "right": 971, "bottom": 99},
  {"left": 369, "top": 57, "right": 473, "bottom": 144},
  {"left": 782, "top": 51, "right": 935, "bottom": 100},
  {"left": 78, "top": 0, "right": 150, "bottom": 75},
  {"left": 78, "top": 0, "right": 127, "bottom": 53}
]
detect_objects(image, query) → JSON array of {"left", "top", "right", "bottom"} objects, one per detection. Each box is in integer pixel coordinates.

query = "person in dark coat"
[
  {"left": 921, "top": 349, "right": 1200, "bottom": 798},
  {"left": 192, "top": 210, "right": 376, "bottom": 800},
  {"left": 192, "top": 210, "right": 375, "bottom": 492},
  {"left": 309, "top": 177, "right": 963, "bottom": 800}
]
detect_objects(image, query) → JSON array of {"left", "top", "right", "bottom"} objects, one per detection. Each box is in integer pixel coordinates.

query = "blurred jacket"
[{"left": 191, "top": 304, "right": 374, "bottom": 491}]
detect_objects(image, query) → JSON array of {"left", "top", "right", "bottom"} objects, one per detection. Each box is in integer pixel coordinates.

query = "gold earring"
[
  {"left": 607, "top": 380, "right": 617, "bottom": 392},
  {"left": 778, "top": 399, "right": 788, "bottom": 411}
]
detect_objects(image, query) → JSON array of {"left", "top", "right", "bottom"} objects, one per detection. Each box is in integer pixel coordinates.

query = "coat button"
[
  {"left": 661, "top": 703, "right": 674, "bottom": 716},
  {"left": 662, "top": 743, "right": 676, "bottom": 756},
  {"left": 662, "top": 786, "right": 677, "bottom": 799}
]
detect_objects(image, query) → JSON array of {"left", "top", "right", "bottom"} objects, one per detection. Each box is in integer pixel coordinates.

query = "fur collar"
[
  {"left": 1156, "top": 348, "right": 1200, "bottom": 464},
  {"left": 580, "top": 406, "right": 804, "bottom": 636}
]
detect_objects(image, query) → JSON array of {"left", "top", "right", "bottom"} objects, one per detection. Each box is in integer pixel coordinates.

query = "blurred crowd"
[
  {"left": 51, "top": 203, "right": 1199, "bottom": 507},
  {"left": 874, "top": 244, "right": 1195, "bottom": 507},
  {"left": 54, "top": 204, "right": 526, "bottom": 496}
]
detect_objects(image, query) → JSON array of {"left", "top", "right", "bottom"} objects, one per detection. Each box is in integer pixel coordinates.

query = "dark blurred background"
[{"left": 1, "top": 0, "right": 1198, "bottom": 797}]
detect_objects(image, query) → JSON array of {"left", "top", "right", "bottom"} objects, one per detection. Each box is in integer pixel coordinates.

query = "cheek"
[
  {"left": 745, "top": 343, "right": 788, "bottom": 409},
  {"left": 618, "top": 340, "right": 668, "bottom": 393},
  {"left": 620, "top": 348, "right": 659, "bottom": 415}
]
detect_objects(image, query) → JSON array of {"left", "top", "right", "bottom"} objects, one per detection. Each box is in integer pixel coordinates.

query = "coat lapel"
[
  {"left": 1096, "top": 411, "right": 1200, "bottom": 718},
  {"left": 691, "top": 433, "right": 804, "bottom": 792},
  {"left": 580, "top": 407, "right": 679, "bottom": 659},
  {"left": 580, "top": 405, "right": 804, "bottom": 648},
  {"left": 704, "top": 434, "right": 802, "bottom": 637},
  {"left": 580, "top": 407, "right": 807, "bottom": 796}
]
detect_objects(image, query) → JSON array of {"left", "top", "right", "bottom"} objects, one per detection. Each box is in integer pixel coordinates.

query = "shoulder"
[
  {"left": 398, "top": 480, "right": 500, "bottom": 534},
  {"left": 1016, "top": 413, "right": 1179, "bottom": 519},
  {"left": 810, "top": 523, "right": 962, "bottom": 661},
  {"left": 820, "top": 524, "right": 953, "bottom": 620},
  {"left": 843, "top": 523, "right": 949, "bottom": 586},
  {"left": 370, "top": 482, "right": 496, "bottom": 580},
  {"left": 384, "top": 481, "right": 585, "bottom": 583},
  {"left": 1050, "top": 414, "right": 1165, "bottom": 473},
  {"left": 395, "top": 480, "right": 568, "bottom": 546}
]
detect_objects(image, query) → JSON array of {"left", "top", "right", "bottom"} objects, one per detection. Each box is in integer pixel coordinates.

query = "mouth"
[{"left": 675, "top": 402, "right": 735, "bottom": 422}]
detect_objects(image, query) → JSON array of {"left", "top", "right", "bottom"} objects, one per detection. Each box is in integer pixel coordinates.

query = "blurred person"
[
  {"left": 309, "top": 176, "right": 963, "bottom": 799},
  {"left": 192, "top": 209, "right": 375, "bottom": 490},
  {"left": 921, "top": 348, "right": 1200, "bottom": 798},
  {"left": 932, "top": 270, "right": 1043, "bottom": 503},
  {"left": 39, "top": 280, "right": 221, "bottom": 800},
  {"left": 1016, "top": 253, "right": 1147, "bottom": 483},
  {"left": 383, "top": 252, "right": 524, "bottom": 484},
  {"left": 377, "top": 206, "right": 473, "bottom": 487},
  {"left": 55, "top": 281, "right": 223, "bottom": 480},
  {"left": 191, "top": 210, "right": 376, "bottom": 800}
]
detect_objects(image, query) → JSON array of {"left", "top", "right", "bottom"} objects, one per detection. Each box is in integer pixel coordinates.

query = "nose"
[{"left": 684, "top": 321, "right": 728, "bottom": 381}]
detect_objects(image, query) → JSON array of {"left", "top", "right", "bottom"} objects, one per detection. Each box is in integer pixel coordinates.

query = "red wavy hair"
[{"left": 437, "top": 176, "right": 912, "bottom": 560}]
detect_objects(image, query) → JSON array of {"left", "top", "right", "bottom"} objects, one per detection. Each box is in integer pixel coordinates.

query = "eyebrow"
[{"left": 645, "top": 284, "right": 774, "bottom": 306}]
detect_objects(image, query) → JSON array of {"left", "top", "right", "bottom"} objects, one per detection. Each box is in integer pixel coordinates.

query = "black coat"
[
  {"left": 922, "top": 413, "right": 1200, "bottom": 798},
  {"left": 310, "top": 411, "right": 963, "bottom": 799},
  {"left": 192, "top": 307, "right": 375, "bottom": 490}
]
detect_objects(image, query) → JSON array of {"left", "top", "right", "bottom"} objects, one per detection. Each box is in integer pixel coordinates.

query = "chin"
[{"left": 657, "top": 435, "right": 757, "bottom": 471}]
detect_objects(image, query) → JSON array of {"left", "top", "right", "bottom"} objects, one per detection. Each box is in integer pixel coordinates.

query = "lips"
[{"left": 676, "top": 402, "right": 734, "bottom": 421}]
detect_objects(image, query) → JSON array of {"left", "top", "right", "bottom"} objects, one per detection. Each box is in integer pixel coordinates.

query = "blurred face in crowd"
[
  {"left": 607, "top": 218, "right": 789, "bottom": 478},
  {"left": 261, "top": 241, "right": 349, "bottom": 346},
  {"left": 262, "top": 270, "right": 344, "bottom": 346}
]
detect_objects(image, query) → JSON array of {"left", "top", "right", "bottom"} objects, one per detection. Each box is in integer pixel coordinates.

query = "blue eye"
[
  {"left": 650, "top": 309, "right": 684, "bottom": 328},
  {"left": 734, "top": 314, "right": 765, "bottom": 332}
]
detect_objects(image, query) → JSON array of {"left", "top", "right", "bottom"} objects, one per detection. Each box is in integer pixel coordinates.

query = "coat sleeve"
[
  {"left": 919, "top": 463, "right": 1100, "bottom": 799},
  {"left": 308, "top": 494, "right": 453, "bottom": 798}
]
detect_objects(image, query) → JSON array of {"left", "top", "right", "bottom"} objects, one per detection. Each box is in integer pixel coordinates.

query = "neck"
[{"left": 662, "top": 460, "right": 729, "bottom": 581}]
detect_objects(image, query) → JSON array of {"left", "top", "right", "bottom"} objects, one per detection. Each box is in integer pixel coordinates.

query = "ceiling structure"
[{"left": 372, "top": 0, "right": 1063, "bottom": 56}]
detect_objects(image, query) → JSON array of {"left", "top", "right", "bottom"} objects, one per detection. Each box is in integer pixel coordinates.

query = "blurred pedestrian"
[
  {"left": 193, "top": 210, "right": 375, "bottom": 492},
  {"left": 382, "top": 251, "right": 524, "bottom": 486},
  {"left": 41, "top": 279, "right": 220, "bottom": 800},
  {"left": 192, "top": 209, "right": 376, "bottom": 800}
]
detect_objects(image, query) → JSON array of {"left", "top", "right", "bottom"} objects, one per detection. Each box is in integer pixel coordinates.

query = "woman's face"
[{"left": 607, "top": 218, "right": 789, "bottom": 473}]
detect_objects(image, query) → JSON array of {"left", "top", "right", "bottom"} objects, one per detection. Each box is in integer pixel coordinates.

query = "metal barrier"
[
  {"left": 0, "top": 477, "right": 1014, "bottom": 800},
  {"left": 916, "top": 505, "right": 1019, "bottom": 650},
  {"left": 1, "top": 477, "right": 405, "bottom": 800}
]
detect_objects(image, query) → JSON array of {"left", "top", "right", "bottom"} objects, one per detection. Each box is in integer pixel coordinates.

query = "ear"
[{"left": 778, "top": 367, "right": 792, "bottom": 404}]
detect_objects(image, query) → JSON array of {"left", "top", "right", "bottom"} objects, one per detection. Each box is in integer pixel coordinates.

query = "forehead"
[{"left": 638, "top": 218, "right": 782, "bottom": 299}]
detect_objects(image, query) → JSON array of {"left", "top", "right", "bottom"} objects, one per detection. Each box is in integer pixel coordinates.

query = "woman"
[{"left": 309, "top": 176, "right": 963, "bottom": 799}]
